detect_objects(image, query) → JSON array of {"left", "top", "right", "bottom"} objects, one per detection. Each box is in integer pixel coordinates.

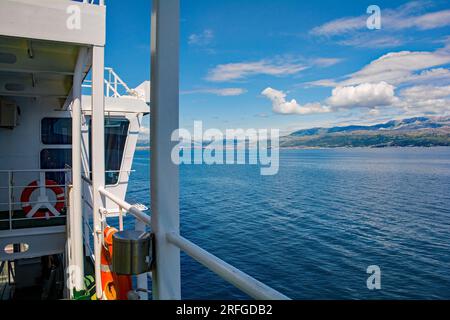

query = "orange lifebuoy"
[
  {"left": 101, "top": 226, "right": 132, "bottom": 300},
  {"left": 20, "top": 180, "right": 65, "bottom": 218}
]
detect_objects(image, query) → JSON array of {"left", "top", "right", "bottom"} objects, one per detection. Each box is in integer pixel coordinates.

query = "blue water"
[{"left": 125, "top": 148, "right": 450, "bottom": 300}]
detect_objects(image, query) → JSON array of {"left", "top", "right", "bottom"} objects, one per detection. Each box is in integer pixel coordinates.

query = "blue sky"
[{"left": 104, "top": 0, "right": 450, "bottom": 134}]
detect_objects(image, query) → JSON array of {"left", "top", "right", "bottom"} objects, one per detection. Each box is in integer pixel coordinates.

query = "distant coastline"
[
  {"left": 136, "top": 117, "right": 450, "bottom": 150},
  {"left": 136, "top": 145, "right": 450, "bottom": 151},
  {"left": 280, "top": 116, "right": 450, "bottom": 149}
]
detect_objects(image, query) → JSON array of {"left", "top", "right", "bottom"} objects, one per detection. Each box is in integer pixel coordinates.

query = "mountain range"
[{"left": 281, "top": 117, "right": 450, "bottom": 148}]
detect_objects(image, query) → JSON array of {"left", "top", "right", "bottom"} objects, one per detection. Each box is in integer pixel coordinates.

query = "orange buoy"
[
  {"left": 20, "top": 179, "right": 65, "bottom": 218},
  {"left": 101, "top": 226, "right": 132, "bottom": 300}
]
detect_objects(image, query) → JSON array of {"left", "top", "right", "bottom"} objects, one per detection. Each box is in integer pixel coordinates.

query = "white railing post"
[
  {"left": 106, "top": 69, "right": 111, "bottom": 97},
  {"left": 118, "top": 207, "right": 124, "bottom": 231},
  {"left": 8, "top": 171, "right": 12, "bottom": 230},
  {"left": 71, "top": 47, "right": 88, "bottom": 291},
  {"left": 150, "top": 0, "right": 181, "bottom": 300},
  {"left": 91, "top": 45, "right": 106, "bottom": 299},
  {"left": 39, "top": 172, "right": 46, "bottom": 199},
  {"left": 114, "top": 72, "right": 118, "bottom": 97}
]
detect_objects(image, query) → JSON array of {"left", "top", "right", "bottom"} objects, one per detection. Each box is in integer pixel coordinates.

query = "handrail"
[
  {"left": 98, "top": 186, "right": 151, "bottom": 225},
  {"left": 0, "top": 169, "right": 71, "bottom": 173},
  {"left": 0, "top": 215, "right": 66, "bottom": 223},
  {"left": 98, "top": 185, "right": 290, "bottom": 300},
  {"left": 0, "top": 168, "right": 70, "bottom": 231},
  {"left": 166, "top": 232, "right": 290, "bottom": 300},
  {"left": 81, "top": 175, "right": 92, "bottom": 186},
  {"left": 82, "top": 67, "right": 140, "bottom": 99},
  {"left": 104, "top": 67, "right": 135, "bottom": 97},
  {"left": 82, "top": 0, "right": 105, "bottom": 5}
]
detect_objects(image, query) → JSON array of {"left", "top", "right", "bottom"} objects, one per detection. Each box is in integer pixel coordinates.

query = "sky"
[{"left": 104, "top": 0, "right": 450, "bottom": 135}]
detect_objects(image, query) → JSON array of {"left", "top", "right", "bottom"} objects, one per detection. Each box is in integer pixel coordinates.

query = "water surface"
[{"left": 126, "top": 148, "right": 450, "bottom": 299}]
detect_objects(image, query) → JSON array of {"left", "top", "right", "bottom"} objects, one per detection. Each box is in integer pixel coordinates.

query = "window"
[
  {"left": 89, "top": 117, "right": 130, "bottom": 185},
  {"left": 39, "top": 117, "right": 130, "bottom": 186},
  {"left": 40, "top": 149, "right": 72, "bottom": 184},
  {"left": 41, "top": 118, "right": 72, "bottom": 145}
]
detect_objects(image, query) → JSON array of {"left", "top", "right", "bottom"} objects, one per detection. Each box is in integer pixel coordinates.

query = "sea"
[{"left": 124, "top": 147, "right": 450, "bottom": 300}]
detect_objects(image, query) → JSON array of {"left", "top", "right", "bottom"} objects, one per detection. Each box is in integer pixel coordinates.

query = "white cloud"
[
  {"left": 397, "top": 97, "right": 450, "bottom": 115},
  {"left": 400, "top": 84, "right": 450, "bottom": 100},
  {"left": 306, "top": 49, "right": 450, "bottom": 88},
  {"left": 300, "top": 45, "right": 450, "bottom": 118},
  {"left": 182, "top": 88, "right": 247, "bottom": 96},
  {"left": 311, "top": 16, "right": 364, "bottom": 37},
  {"left": 337, "top": 35, "right": 405, "bottom": 48},
  {"left": 206, "top": 59, "right": 307, "bottom": 82},
  {"left": 188, "top": 29, "right": 214, "bottom": 46},
  {"left": 304, "top": 79, "right": 339, "bottom": 88},
  {"left": 261, "top": 87, "right": 331, "bottom": 115},
  {"left": 312, "top": 58, "right": 343, "bottom": 67},
  {"left": 311, "top": 3, "right": 450, "bottom": 36},
  {"left": 410, "top": 9, "right": 450, "bottom": 30},
  {"left": 368, "top": 108, "right": 381, "bottom": 116},
  {"left": 310, "top": 2, "right": 450, "bottom": 48},
  {"left": 398, "top": 84, "right": 450, "bottom": 114},
  {"left": 327, "top": 82, "right": 398, "bottom": 109},
  {"left": 406, "top": 68, "right": 450, "bottom": 85},
  {"left": 342, "top": 51, "right": 450, "bottom": 86}
]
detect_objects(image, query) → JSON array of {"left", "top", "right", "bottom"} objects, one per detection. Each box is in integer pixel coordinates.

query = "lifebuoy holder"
[{"left": 20, "top": 179, "right": 65, "bottom": 219}]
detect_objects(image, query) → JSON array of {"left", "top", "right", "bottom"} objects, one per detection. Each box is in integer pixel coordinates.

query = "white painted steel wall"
[
  {"left": 0, "top": 98, "right": 146, "bottom": 214},
  {"left": 0, "top": 0, "right": 106, "bottom": 46}
]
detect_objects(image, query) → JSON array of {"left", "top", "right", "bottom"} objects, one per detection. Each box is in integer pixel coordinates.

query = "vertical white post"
[
  {"left": 150, "top": 0, "right": 181, "bottom": 300},
  {"left": 39, "top": 172, "right": 46, "bottom": 198},
  {"left": 114, "top": 70, "right": 118, "bottom": 97},
  {"left": 91, "top": 45, "right": 106, "bottom": 299},
  {"left": 106, "top": 70, "right": 110, "bottom": 98},
  {"left": 118, "top": 207, "right": 124, "bottom": 231},
  {"left": 72, "top": 47, "right": 87, "bottom": 291},
  {"left": 8, "top": 171, "right": 12, "bottom": 230},
  {"left": 83, "top": 202, "right": 90, "bottom": 257}
]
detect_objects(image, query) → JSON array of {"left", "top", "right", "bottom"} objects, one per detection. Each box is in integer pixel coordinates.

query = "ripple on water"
[{"left": 125, "top": 148, "right": 450, "bottom": 299}]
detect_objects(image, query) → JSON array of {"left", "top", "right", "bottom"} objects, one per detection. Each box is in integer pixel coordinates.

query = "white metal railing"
[
  {"left": 98, "top": 187, "right": 150, "bottom": 225},
  {"left": 98, "top": 187, "right": 290, "bottom": 300},
  {"left": 82, "top": 67, "right": 141, "bottom": 99},
  {"left": 166, "top": 232, "right": 290, "bottom": 300},
  {"left": 81, "top": 171, "right": 136, "bottom": 261},
  {"left": 81, "top": 0, "right": 105, "bottom": 6},
  {"left": 0, "top": 169, "right": 71, "bottom": 231}
]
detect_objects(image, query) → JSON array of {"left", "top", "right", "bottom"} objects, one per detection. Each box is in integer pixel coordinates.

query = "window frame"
[
  {"left": 40, "top": 117, "right": 73, "bottom": 145},
  {"left": 39, "top": 148, "right": 72, "bottom": 185},
  {"left": 39, "top": 116, "right": 131, "bottom": 187},
  {"left": 87, "top": 116, "right": 131, "bottom": 187}
]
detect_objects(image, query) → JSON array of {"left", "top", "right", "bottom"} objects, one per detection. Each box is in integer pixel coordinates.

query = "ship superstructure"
[{"left": 0, "top": 0, "right": 288, "bottom": 300}]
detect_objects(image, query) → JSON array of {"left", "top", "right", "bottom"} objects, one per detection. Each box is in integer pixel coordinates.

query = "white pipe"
[
  {"left": 167, "top": 233, "right": 290, "bottom": 301},
  {"left": 72, "top": 47, "right": 88, "bottom": 291},
  {"left": 98, "top": 187, "right": 151, "bottom": 225},
  {"left": 91, "top": 45, "right": 106, "bottom": 299},
  {"left": 150, "top": 0, "right": 181, "bottom": 300}
]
